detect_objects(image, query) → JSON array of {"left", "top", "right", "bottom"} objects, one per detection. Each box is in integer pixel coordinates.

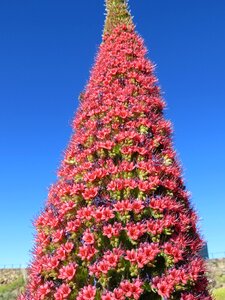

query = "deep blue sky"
[{"left": 0, "top": 0, "right": 225, "bottom": 266}]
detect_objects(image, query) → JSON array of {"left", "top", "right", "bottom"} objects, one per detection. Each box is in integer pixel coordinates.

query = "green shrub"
[{"left": 214, "top": 287, "right": 225, "bottom": 300}]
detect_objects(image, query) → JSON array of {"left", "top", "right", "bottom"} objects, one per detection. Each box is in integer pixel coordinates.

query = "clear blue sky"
[{"left": 0, "top": 0, "right": 225, "bottom": 266}]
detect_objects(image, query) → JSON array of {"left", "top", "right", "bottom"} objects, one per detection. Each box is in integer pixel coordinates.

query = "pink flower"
[
  {"left": 66, "top": 219, "right": 81, "bottom": 232},
  {"left": 107, "top": 179, "right": 123, "bottom": 191},
  {"left": 57, "top": 183, "right": 72, "bottom": 198},
  {"left": 103, "top": 222, "right": 122, "bottom": 239},
  {"left": 89, "top": 248, "right": 122, "bottom": 278},
  {"left": 176, "top": 269, "right": 189, "bottom": 285},
  {"left": 83, "top": 229, "right": 95, "bottom": 245},
  {"left": 78, "top": 244, "right": 97, "bottom": 261},
  {"left": 164, "top": 243, "right": 183, "bottom": 263},
  {"left": 149, "top": 198, "right": 165, "bottom": 212},
  {"left": 77, "top": 285, "right": 96, "bottom": 300},
  {"left": 119, "top": 279, "right": 143, "bottom": 300},
  {"left": 124, "top": 179, "right": 137, "bottom": 189},
  {"left": 58, "top": 263, "right": 77, "bottom": 281},
  {"left": 138, "top": 181, "right": 149, "bottom": 192},
  {"left": 103, "top": 224, "right": 114, "bottom": 238},
  {"left": 120, "top": 161, "right": 135, "bottom": 172},
  {"left": 56, "top": 247, "right": 66, "bottom": 261},
  {"left": 137, "top": 146, "right": 148, "bottom": 155},
  {"left": 84, "top": 172, "right": 97, "bottom": 182},
  {"left": 36, "top": 232, "right": 49, "bottom": 247},
  {"left": 52, "top": 229, "right": 64, "bottom": 243},
  {"left": 106, "top": 162, "right": 118, "bottom": 174},
  {"left": 113, "top": 288, "right": 125, "bottom": 300},
  {"left": 71, "top": 183, "right": 85, "bottom": 195},
  {"left": 54, "top": 283, "right": 71, "bottom": 299},
  {"left": 140, "top": 242, "right": 159, "bottom": 261},
  {"left": 117, "top": 108, "right": 128, "bottom": 119},
  {"left": 156, "top": 281, "right": 173, "bottom": 298},
  {"left": 104, "top": 252, "right": 120, "bottom": 267},
  {"left": 101, "top": 140, "right": 115, "bottom": 150},
  {"left": 59, "top": 201, "right": 75, "bottom": 214},
  {"left": 125, "top": 243, "right": 159, "bottom": 268},
  {"left": 130, "top": 278, "right": 143, "bottom": 299},
  {"left": 114, "top": 200, "right": 132, "bottom": 213},
  {"left": 146, "top": 220, "right": 163, "bottom": 235},
  {"left": 121, "top": 145, "right": 133, "bottom": 155},
  {"left": 126, "top": 222, "right": 145, "bottom": 240},
  {"left": 136, "top": 251, "right": 148, "bottom": 268},
  {"left": 97, "top": 128, "right": 111, "bottom": 139},
  {"left": 132, "top": 199, "right": 144, "bottom": 214},
  {"left": 102, "top": 207, "right": 115, "bottom": 220},
  {"left": 95, "top": 207, "right": 114, "bottom": 222},
  {"left": 95, "top": 168, "right": 107, "bottom": 178},
  {"left": 37, "top": 282, "right": 52, "bottom": 299},
  {"left": 137, "top": 161, "right": 147, "bottom": 171},
  {"left": 125, "top": 249, "right": 137, "bottom": 263},
  {"left": 82, "top": 187, "right": 98, "bottom": 200},
  {"left": 63, "top": 241, "right": 74, "bottom": 253},
  {"left": 43, "top": 256, "right": 59, "bottom": 270},
  {"left": 94, "top": 208, "right": 104, "bottom": 221},
  {"left": 77, "top": 206, "right": 94, "bottom": 220},
  {"left": 98, "top": 260, "right": 110, "bottom": 274},
  {"left": 101, "top": 291, "right": 116, "bottom": 300}
]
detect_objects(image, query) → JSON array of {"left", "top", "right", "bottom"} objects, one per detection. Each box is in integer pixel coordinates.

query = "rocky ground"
[
  {"left": 0, "top": 269, "right": 26, "bottom": 299},
  {"left": 207, "top": 258, "right": 225, "bottom": 290}
]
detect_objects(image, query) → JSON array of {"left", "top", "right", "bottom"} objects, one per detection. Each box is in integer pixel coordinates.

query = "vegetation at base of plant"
[
  {"left": 0, "top": 276, "right": 25, "bottom": 294},
  {"left": 213, "top": 287, "right": 225, "bottom": 300}
]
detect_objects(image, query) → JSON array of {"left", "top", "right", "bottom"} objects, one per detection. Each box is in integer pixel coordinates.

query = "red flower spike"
[{"left": 19, "top": 0, "right": 212, "bottom": 299}]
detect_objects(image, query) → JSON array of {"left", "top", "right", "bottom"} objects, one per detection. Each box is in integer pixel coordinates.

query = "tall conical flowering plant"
[{"left": 19, "top": 1, "right": 212, "bottom": 299}]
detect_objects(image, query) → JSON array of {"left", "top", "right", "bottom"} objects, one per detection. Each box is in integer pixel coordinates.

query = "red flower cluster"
[
  {"left": 77, "top": 285, "right": 96, "bottom": 300},
  {"left": 89, "top": 248, "right": 123, "bottom": 277},
  {"left": 125, "top": 243, "right": 159, "bottom": 268},
  {"left": 19, "top": 2, "right": 211, "bottom": 299},
  {"left": 101, "top": 278, "right": 143, "bottom": 300},
  {"left": 152, "top": 258, "right": 208, "bottom": 299}
]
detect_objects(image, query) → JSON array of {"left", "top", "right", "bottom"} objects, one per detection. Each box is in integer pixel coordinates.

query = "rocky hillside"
[
  {"left": 0, "top": 268, "right": 26, "bottom": 299},
  {"left": 207, "top": 258, "right": 225, "bottom": 289}
]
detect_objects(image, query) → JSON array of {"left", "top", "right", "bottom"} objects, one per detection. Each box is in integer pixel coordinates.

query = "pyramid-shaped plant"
[{"left": 19, "top": 1, "right": 212, "bottom": 299}]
